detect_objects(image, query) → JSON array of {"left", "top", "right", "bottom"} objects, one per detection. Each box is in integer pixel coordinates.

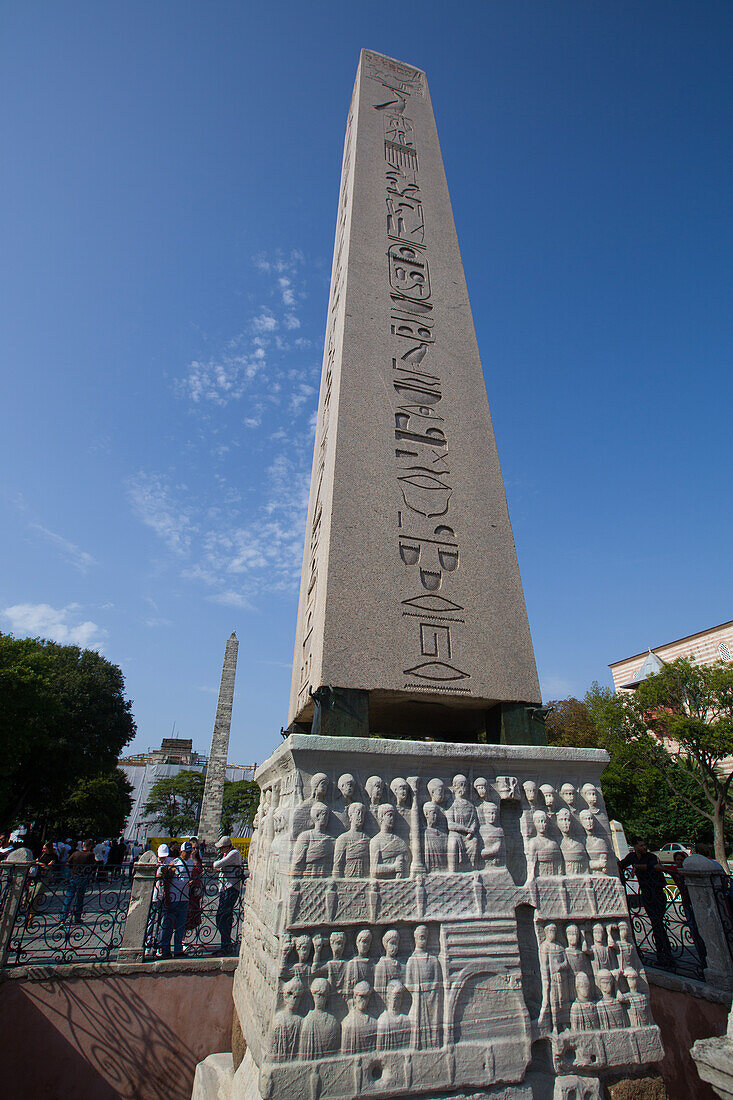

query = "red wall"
[
  {"left": 2, "top": 967, "right": 729, "bottom": 1100},
  {"left": 650, "top": 982, "right": 729, "bottom": 1100},
  {"left": 5, "top": 969, "right": 234, "bottom": 1100}
]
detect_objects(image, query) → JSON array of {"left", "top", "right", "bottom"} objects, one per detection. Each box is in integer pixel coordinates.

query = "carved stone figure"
[
  {"left": 365, "top": 775, "right": 386, "bottom": 809},
  {"left": 554, "top": 1076, "right": 603, "bottom": 1100},
  {"left": 345, "top": 929, "right": 374, "bottom": 996},
  {"left": 621, "top": 969, "right": 653, "bottom": 1026},
  {"left": 473, "top": 777, "right": 492, "bottom": 816},
  {"left": 370, "top": 804, "right": 410, "bottom": 878},
  {"left": 589, "top": 924, "right": 616, "bottom": 978},
  {"left": 342, "top": 981, "right": 377, "bottom": 1053},
  {"left": 527, "top": 810, "right": 563, "bottom": 877},
  {"left": 569, "top": 972, "right": 600, "bottom": 1032},
  {"left": 299, "top": 978, "right": 340, "bottom": 1058},
  {"left": 557, "top": 808, "right": 590, "bottom": 875},
  {"left": 595, "top": 970, "right": 628, "bottom": 1029},
  {"left": 477, "top": 799, "right": 505, "bottom": 867},
  {"left": 335, "top": 773, "right": 359, "bottom": 825},
  {"left": 427, "top": 776, "right": 447, "bottom": 808},
  {"left": 540, "top": 784, "right": 558, "bottom": 816},
  {"left": 333, "top": 802, "right": 369, "bottom": 877},
  {"left": 446, "top": 774, "right": 480, "bottom": 870},
  {"left": 539, "top": 923, "right": 572, "bottom": 1032},
  {"left": 559, "top": 783, "right": 577, "bottom": 808},
  {"left": 390, "top": 776, "right": 411, "bottom": 809},
  {"left": 291, "top": 774, "right": 330, "bottom": 838},
  {"left": 564, "top": 924, "right": 593, "bottom": 987},
  {"left": 581, "top": 783, "right": 602, "bottom": 814},
  {"left": 291, "top": 802, "right": 334, "bottom": 877},
  {"left": 521, "top": 780, "right": 540, "bottom": 836},
  {"left": 495, "top": 775, "right": 519, "bottom": 801},
  {"left": 406, "top": 925, "right": 442, "bottom": 1049},
  {"left": 377, "top": 980, "right": 410, "bottom": 1051},
  {"left": 609, "top": 921, "right": 639, "bottom": 978},
  {"left": 375, "top": 929, "right": 405, "bottom": 995},
  {"left": 422, "top": 802, "right": 448, "bottom": 872},
  {"left": 270, "top": 978, "right": 303, "bottom": 1061},
  {"left": 290, "top": 935, "right": 313, "bottom": 988},
  {"left": 579, "top": 810, "right": 611, "bottom": 875},
  {"left": 324, "top": 931, "right": 348, "bottom": 993}
]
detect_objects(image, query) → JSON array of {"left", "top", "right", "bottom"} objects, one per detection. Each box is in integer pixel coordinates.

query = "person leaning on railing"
[
  {"left": 618, "top": 837, "right": 673, "bottom": 967},
  {"left": 211, "top": 836, "right": 242, "bottom": 956},
  {"left": 156, "top": 841, "right": 191, "bottom": 959}
]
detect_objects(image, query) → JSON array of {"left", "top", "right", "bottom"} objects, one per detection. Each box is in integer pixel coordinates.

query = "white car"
[{"left": 654, "top": 842, "right": 692, "bottom": 863}]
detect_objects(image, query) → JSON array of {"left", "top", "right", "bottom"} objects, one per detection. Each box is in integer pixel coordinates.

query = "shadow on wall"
[{"left": 3, "top": 970, "right": 234, "bottom": 1100}]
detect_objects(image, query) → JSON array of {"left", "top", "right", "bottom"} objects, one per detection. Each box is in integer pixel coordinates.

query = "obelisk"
[
  {"left": 192, "top": 52, "right": 663, "bottom": 1100},
  {"left": 289, "top": 50, "right": 543, "bottom": 745},
  {"left": 198, "top": 632, "right": 238, "bottom": 844}
]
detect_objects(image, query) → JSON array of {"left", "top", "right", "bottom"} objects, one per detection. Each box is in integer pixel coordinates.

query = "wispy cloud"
[
  {"left": 2, "top": 603, "right": 106, "bottom": 650},
  {"left": 29, "top": 523, "right": 97, "bottom": 574},
  {"left": 126, "top": 473, "right": 196, "bottom": 556}
]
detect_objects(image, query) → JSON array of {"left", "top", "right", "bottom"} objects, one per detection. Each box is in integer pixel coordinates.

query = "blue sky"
[{"left": 2, "top": 2, "right": 732, "bottom": 765}]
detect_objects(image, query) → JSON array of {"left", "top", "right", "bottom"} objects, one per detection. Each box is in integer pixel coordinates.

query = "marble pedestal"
[{"left": 193, "top": 734, "right": 663, "bottom": 1100}]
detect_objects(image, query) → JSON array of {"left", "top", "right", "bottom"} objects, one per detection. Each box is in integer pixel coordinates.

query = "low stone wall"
[
  {"left": 3, "top": 958, "right": 236, "bottom": 1100},
  {"left": 648, "top": 970, "right": 731, "bottom": 1100},
  {"left": 2, "top": 958, "right": 729, "bottom": 1100}
]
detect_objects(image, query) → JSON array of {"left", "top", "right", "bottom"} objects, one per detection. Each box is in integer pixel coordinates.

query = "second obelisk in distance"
[
  {"left": 289, "top": 50, "right": 541, "bottom": 742},
  {"left": 198, "top": 631, "right": 239, "bottom": 844}
]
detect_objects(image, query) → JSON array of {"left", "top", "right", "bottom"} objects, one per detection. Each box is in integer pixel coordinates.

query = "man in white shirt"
[
  {"left": 156, "top": 841, "right": 191, "bottom": 958},
  {"left": 212, "top": 836, "right": 243, "bottom": 956}
]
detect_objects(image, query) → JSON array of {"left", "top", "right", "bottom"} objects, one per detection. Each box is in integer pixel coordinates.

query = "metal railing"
[
  {"left": 0, "top": 860, "right": 246, "bottom": 967},
  {"left": 143, "top": 866, "right": 245, "bottom": 959},
  {"left": 620, "top": 865, "right": 714, "bottom": 982}
]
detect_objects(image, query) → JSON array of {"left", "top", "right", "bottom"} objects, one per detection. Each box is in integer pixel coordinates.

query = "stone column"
[
  {"left": 199, "top": 632, "right": 239, "bottom": 845},
  {"left": 684, "top": 854, "right": 733, "bottom": 992},
  {"left": 0, "top": 862, "right": 32, "bottom": 967},
  {"left": 117, "top": 850, "right": 158, "bottom": 963}
]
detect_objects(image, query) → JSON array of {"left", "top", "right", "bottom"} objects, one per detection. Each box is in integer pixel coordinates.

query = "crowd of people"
[{"left": 151, "top": 834, "right": 243, "bottom": 958}]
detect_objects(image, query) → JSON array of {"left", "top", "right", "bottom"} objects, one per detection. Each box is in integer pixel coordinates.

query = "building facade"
[{"left": 609, "top": 619, "right": 733, "bottom": 693}]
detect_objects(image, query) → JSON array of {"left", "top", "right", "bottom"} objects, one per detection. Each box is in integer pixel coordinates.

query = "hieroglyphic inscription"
[
  {"left": 367, "top": 63, "right": 471, "bottom": 691},
  {"left": 296, "top": 109, "right": 356, "bottom": 710}
]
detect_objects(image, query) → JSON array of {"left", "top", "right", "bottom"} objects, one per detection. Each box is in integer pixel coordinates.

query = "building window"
[{"left": 719, "top": 642, "right": 731, "bottom": 662}]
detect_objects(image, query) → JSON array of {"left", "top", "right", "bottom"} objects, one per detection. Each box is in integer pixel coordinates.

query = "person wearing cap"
[
  {"left": 156, "top": 841, "right": 191, "bottom": 958},
  {"left": 212, "top": 836, "right": 243, "bottom": 956}
]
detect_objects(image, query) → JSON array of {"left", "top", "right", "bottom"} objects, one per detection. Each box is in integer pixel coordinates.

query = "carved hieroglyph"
[
  {"left": 288, "top": 47, "right": 541, "bottom": 732},
  {"left": 225, "top": 734, "right": 663, "bottom": 1099}
]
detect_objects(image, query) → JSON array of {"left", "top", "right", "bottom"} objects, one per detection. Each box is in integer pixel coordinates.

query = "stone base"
[
  {"left": 691, "top": 1035, "right": 733, "bottom": 1100},
  {"left": 192, "top": 1054, "right": 235, "bottom": 1100},
  {"left": 195, "top": 734, "right": 663, "bottom": 1100}
]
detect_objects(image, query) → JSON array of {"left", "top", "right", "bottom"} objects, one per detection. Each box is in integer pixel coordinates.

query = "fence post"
[
  {"left": 684, "top": 854, "right": 733, "bottom": 993},
  {"left": 0, "top": 863, "right": 32, "bottom": 968},
  {"left": 117, "top": 851, "right": 157, "bottom": 963}
]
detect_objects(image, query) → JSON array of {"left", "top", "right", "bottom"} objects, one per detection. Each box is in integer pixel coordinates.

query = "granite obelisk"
[
  {"left": 289, "top": 51, "right": 542, "bottom": 744},
  {"left": 198, "top": 632, "right": 239, "bottom": 844},
  {"left": 192, "top": 52, "right": 663, "bottom": 1100}
]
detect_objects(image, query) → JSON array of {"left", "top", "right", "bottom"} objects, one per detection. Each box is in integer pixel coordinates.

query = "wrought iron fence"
[
  {"left": 620, "top": 865, "right": 705, "bottom": 981},
  {"left": 143, "top": 865, "right": 245, "bottom": 959},
  {"left": 5, "top": 866, "right": 132, "bottom": 966},
  {"left": 711, "top": 872, "right": 733, "bottom": 964}
]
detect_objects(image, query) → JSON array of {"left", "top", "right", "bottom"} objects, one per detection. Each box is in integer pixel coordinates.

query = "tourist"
[
  {"left": 148, "top": 843, "right": 169, "bottom": 954},
  {"left": 26, "top": 840, "right": 57, "bottom": 929},
  {"left": 212, "top": 836, "right": 242, "bottom": 956},
  {"left": 5, "top": 831, "right": 34, "bottom": 863},
  {"left": 157, "top": 841, "right": 191, "bottom": 958},
  {"left": 184, "top": 840, "right": 203, "bottom": 942},
  {"left": 619, "top": 837, "right": 673, "bottom": 966},
  {"left": 128, "top": 839, "right": 143, "bottom": 879},
  {"left": 93, "top": 838, "right": 108, "bottom": 880},
  {"left": 54, "top": 837, "right": 70, "bottom": 875},
  {"left": 669, "top": 851, "right": 707, "bottom": 963},
  {"left": 61, "top": 840, "right": 95, "bottom": 923}
]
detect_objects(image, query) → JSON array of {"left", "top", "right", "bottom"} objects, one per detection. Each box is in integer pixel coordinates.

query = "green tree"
[
  {"left": 0, "top": 633, "right": 136, "bottom": 831},
  {"left": 56, "top": 768, "right": 134, "bottom": 839},
  {"left": 143, "top": 770, "right": 205, "bottom": 836},
  {"left": 546, "top": 685, "right": 714, "bottom": 851},
  {"left": 622, "top": 658, "right": 733, "bottom": 864},
  {"left": 222, "top": 779, "right": 260, "bottom": 835}
]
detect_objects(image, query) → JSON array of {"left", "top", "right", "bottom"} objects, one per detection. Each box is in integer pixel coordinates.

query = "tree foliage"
[
  {"left": 0, "top": 633, "right": 136, "bottom": 831},
  {"left": 143, "top": 770, "right": 205, "bottom": 836},
  {"left": 56, "top": 768, "right": 134, "bottom": 839},
  {"left": 222, "top": 779, "right": 260, "bottom": 835},
  {"left": 546, "top": 683, "right": 716, "bottom": 851}
]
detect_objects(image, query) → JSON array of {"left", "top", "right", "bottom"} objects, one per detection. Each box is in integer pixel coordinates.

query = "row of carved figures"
[
  {"left": 271, "top": 925, "right": 441, "bottom": 1061},
  {"left": 538, "top": 921, "right": 651, "bottom": 1033},
  {"left": 250, "top": 773, "right": 614, "bottom": 880}
]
